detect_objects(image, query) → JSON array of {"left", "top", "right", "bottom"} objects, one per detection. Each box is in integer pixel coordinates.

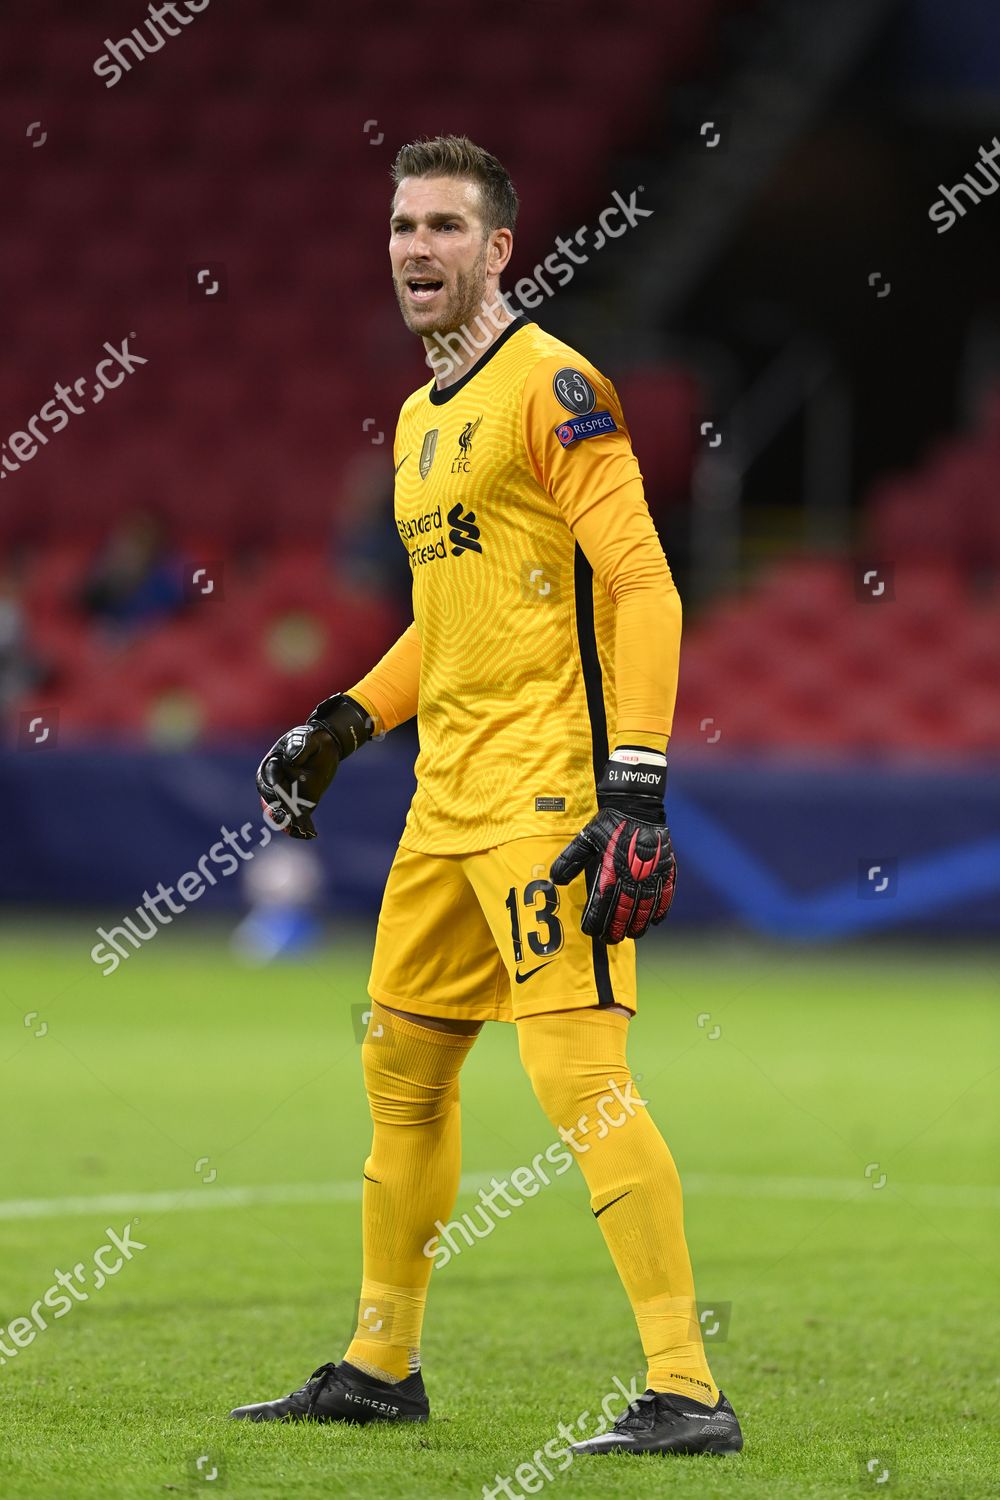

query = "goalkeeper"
[{"left": 233, "top": 134, "right": 742, "bottom": 1459}]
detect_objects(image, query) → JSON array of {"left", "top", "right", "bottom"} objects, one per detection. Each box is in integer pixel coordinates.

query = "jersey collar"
[{"left": 427, "top": 315, "right": 533, "bottom": 406}]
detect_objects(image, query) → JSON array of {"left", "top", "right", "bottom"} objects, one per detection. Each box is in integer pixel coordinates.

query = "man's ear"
[{"left": 488, "top": 227, "right": 514, "bottom": 278}]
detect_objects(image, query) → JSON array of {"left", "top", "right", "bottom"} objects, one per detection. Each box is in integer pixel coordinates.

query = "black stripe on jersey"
[
  {"left": 427, "top": 316, "right": 533, "bottom": 405},
  {"left": 573, "top": 544, "right": 607, "bottom": 784},
  {"left": 573, "top": 543, "right": 616, "bottom": 1009}
]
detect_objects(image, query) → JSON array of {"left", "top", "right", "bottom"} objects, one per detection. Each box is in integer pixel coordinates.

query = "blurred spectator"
[
  {"left": 231, "top": 837, "right": 325, "bottom": 964},
  {"left": 0, "top": 569, "right": 47, "bottom": 711},
  {"left": 78, "top": 510, "right": 185, "bottom": 634},
  {"left": 332, "top": 451, "right": 412, "bottom": 616}
]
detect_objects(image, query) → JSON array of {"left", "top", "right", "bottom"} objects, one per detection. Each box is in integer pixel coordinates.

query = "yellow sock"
[
  {"left": 517, "top": 1008, "right": 718, "bottom": 1405},
  {"left": 344, "top": 1003, "right": 475, "bottom": 1382}
]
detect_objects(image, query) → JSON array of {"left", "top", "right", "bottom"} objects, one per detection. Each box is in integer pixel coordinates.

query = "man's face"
[{"left": 389, "top": 175, "right": 492, "bottom": 338}]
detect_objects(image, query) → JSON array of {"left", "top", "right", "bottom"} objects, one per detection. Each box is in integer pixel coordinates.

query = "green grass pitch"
[{"left": 1, "top": 924, "right": 997, "bottom": 1499}]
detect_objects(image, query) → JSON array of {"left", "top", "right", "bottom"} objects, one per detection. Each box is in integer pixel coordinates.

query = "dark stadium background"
[{"left": 2, "top": 0, "right": 997, "bottom": 937}]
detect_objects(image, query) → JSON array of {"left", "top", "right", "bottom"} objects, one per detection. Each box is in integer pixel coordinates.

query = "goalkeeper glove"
[
  {"left": 550, "top": 747, "right": 676, "bottom": 943},
  {"left": 256, "top": 693, "right": 373, "bottom": 840}
]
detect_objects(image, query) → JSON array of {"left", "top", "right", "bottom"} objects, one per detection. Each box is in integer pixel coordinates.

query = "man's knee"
[
  {"left": 377, "top": 1001, "right": 483, "bottom": 1037},
  {"left": 362, "top": 1002, "right": 475, "bottom": 1127},
  {"left": 516, "top": 1009, "right": 632, "bottom": 1131}
]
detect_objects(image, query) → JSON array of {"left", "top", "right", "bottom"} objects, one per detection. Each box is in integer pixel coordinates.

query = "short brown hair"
[{"left": 391, "top": 134, "right": 519, "bottom": 237}]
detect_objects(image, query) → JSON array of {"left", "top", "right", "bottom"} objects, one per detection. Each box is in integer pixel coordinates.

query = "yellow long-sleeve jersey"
[{"left": 349, "top": 316, "right": 681, "bottom": 856}]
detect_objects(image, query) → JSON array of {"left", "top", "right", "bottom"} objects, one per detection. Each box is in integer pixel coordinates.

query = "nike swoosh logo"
[
  {"left": 394, "top": 454, "right": 409, "bottom": 476},
  {"left": 593, "top": 1190, "right": 631, "bottom": 1219},
  {"left": 514, "top": 962, "right": 554, "bottom": 984},
  {"left": 363, "top": 1173, "right": 380, "bottom": 1184}
]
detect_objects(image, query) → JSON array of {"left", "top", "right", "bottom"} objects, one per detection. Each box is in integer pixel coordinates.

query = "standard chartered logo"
[
  {"left": 397, "top": 502, "right": 483, "bottom": 564},
  {"left": 397, "top": 503, "right": 445, "bottom": 565},
  {"left": 447, "top": 503, "right": 481, "bottom": 556}
]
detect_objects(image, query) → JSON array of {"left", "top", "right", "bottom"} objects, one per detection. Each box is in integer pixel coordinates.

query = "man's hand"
[
  {"left": 550, "top": 747, "right": 676, "bottom": 943},
  {"left": 256, "top": 694, "right": 373, "bottom": 840}
]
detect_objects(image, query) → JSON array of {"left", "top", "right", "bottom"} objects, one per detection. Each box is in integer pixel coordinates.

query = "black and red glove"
[
  {"left": 550, "top": 748, "right": 677, "bottom": 943},
  {"left": 255, "top": 693, "right": 373, "bottom": 839}
]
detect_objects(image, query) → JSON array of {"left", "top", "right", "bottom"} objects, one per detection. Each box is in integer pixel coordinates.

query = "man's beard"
[{"left": 395, "top": 243, "right": 491, "bottom": 340}]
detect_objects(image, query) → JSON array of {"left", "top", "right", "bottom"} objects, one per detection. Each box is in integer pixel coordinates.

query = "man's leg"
[
  {"left": 342, "top": 1001, "right": 480, "bottom": 1382},
  {"left": 343, "top": 842, "right": 505, "bottom": 1382},
  {"left": 229, "top": 998, "right": 482, "bottom": 1424},
  {"left": 229, "top": 845, "right": 503, "bottom": 1422},
  {"left": 460, "top": 834, "right": 716, "bottom": 1405},
  {"left": 516, "top": 1004, "right": 718, "bottom": 1405}
]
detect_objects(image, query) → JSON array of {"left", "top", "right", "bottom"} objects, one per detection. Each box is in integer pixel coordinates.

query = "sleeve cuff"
[
  {"left": 614, "top": 729, "right": 669, "bottom": 755},
  {"left": 346, "top": 687, "right": 383, "bottom": 737}
]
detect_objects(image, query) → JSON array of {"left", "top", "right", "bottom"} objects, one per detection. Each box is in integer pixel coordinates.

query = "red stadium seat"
[{"left": 5, "top": 0, "right": 986, "bottom": 761}]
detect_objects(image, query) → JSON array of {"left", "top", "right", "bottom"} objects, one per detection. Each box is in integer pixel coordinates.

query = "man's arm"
[
  {"left": 256, "top": 622, "right": 421, "bottom": 839},
  {"left": 346, "top": 619, "right": 422, "bottom": 737},
  {"left": 520, "top": 360, "right": 680, "bottom": 752},
  {"left": 567, "top": 480, "right": 680, "bottom": 754},
  {"left": 521, "top": 359, "right": 679, "bottom": 941}
]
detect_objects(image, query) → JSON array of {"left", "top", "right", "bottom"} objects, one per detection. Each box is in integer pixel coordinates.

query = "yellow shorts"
[{"left": 368, "top": 835, "right": 637, "bottom": 1024}]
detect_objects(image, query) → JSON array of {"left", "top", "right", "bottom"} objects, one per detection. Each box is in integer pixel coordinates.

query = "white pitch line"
[
  {"left": 0, "top": 1172, "right": 997, "bottom": 1222},
  {"left": 683, "top": 1173, "right": 1000, "bottom": 1210},
  {"left": 0, "top": 1174, "right": 498, "bottom": 1223}
]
